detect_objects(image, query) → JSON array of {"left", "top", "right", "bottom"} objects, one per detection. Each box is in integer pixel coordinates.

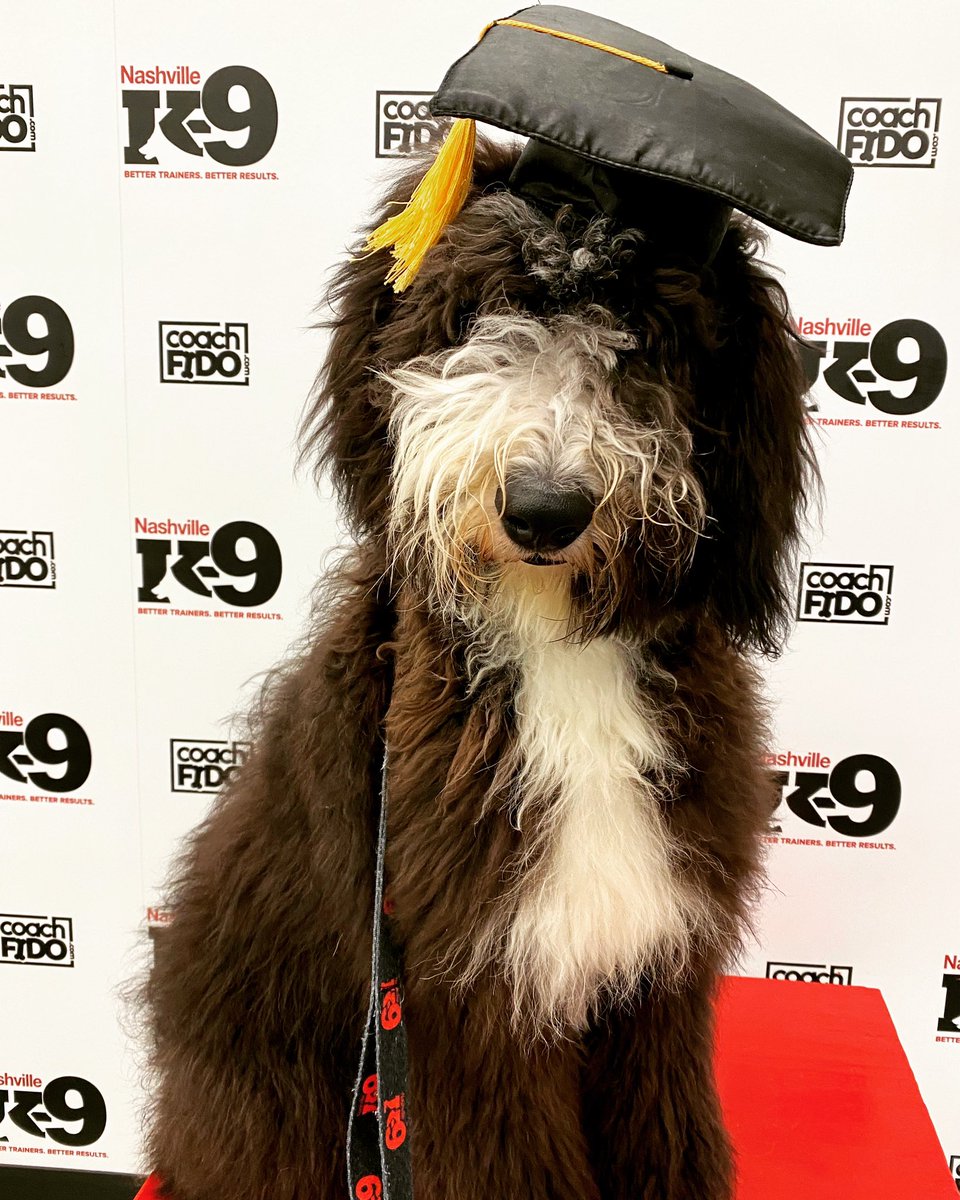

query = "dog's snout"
[{"left": 497, "top": 477, "right": 595, "bottom": 552}]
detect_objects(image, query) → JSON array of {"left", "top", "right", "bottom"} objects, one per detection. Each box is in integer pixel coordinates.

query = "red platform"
[
  {"left": 715, "top": 976, "right": 955, "bottom": 1198},
  {"left": 134, "top": 1178, "right": 165, "bottom": 1200},
  {"left": 136, "top": 977, "right": 955, "bottom": 1199}
]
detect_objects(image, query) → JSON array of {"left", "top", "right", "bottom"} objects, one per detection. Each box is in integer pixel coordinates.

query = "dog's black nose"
[{"left": 497, "top": 478, "right": 595, "bottom": 552}]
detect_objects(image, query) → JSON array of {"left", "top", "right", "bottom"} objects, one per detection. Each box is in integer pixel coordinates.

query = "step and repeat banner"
[{"left": 3, "top": 0, "right": 958, "bottom": 1188}]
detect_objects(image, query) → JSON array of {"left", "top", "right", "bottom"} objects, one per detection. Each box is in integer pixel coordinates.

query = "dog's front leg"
[
  {"left": 582, "top": 979, "right": 733, "bottom": 1200},
  {"left": 404, "top": 985, "right": 602, "bottom": 1200}
]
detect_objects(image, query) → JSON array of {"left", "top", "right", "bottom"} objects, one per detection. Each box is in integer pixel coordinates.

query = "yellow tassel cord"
[
  {"left": 487, "top": 19, "right": 669, "bottom": 74},
  {"left": 365, "top": 21, "right": 671, "bottom": 292},
  {"left": 363, "top": 116, "right": 477, "bottom": 293}
]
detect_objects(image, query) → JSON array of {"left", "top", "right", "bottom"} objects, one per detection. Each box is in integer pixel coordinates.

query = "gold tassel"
[{"left": 364, "top": 117, "right": 477, "bottom": 292}]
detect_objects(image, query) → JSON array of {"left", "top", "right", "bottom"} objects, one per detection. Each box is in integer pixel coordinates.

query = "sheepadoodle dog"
[{"left": 144, "top": 138, "right": 812, "bottom": 1200}]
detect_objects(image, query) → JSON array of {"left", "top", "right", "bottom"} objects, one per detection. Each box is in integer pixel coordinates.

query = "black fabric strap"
[{"left": 346, "top": 750, "right": 414, "bottom": 1200}]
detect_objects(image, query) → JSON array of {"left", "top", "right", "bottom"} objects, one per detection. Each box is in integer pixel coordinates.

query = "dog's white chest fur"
[{"left": 503, "top": 634, "right": 702, "bottom": 1029}]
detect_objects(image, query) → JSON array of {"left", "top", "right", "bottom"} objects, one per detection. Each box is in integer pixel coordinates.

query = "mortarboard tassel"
[
  {"left": 362, "top": 18, "right": 683, "bottom": 293},
  {"left": 363, "top": 116, "right": 477, "bottom": 293}
]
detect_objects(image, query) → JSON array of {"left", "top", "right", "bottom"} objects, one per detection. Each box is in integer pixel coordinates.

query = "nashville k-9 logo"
[
  {"left": 940, "top": 959, "right": 960, "bottom": 1036},
  {"left": 135, "top": 517, "right": 281, "bottom": 608},
  {"left": 767, "top": 750, "right": 901, "bottom": 840},
  {"left": 0, "top": 296, "right": 74, "bottom": 390},
  {"left": 0, "top": 712, "right": 92, "bottom": 793},
  {"left": 796, "top": 316, "right": 947, "bottom": 419},
  {"left": 121, "top": 64, "right": 277, "bottom": 168},
  {"left": 0, "top": 1070, "right": 106, "bottom": 1148}
]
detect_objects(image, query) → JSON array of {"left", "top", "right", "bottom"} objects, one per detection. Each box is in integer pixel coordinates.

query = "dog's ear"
[
  {"left": 299, "top": 165, "right": 411, "bottom": 539},
  {"left": 301, "top": 138, "right": 521, "bottom": 538},
  {"left": 688, "top": 225, "right": 816, "bottom": 656}
]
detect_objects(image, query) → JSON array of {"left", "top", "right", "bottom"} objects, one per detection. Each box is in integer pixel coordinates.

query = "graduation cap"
[{"left": 366, "top": 5, "right": 853, "bottom": 290}]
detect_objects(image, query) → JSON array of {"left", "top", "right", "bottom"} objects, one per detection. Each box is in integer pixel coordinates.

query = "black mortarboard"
[{"left": 366, "top": 5, "right": 853, "bottom": 289}]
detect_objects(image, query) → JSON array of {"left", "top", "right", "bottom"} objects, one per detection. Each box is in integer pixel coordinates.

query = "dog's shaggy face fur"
[
  {"left": 309, "top": 144, "right": 811, "bottom": 657},
  {"left": 385, "top": 307, "right": 705, "bottom": 647},
  {"left": 144, "top": 138, "right": 813, "bottom": 1200}
]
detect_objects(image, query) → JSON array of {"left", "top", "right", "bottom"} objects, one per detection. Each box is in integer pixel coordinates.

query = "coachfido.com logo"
[
  {"left": 0, "top": 84, "right": 36, "bottom": 151},
  {"left": 797, "top": 563, "right": 893, "bottom": 624},
  {"left": 0, "top": 914, "right": 74, "bottom": 967},
  {"left": 0, "top": 530, "right": 55, "bottom": 588},
  {"left": 159, "top": 321, "right": 249, "bottom": 385},
  {"left": 838, "top": 97, "right": 941, "bottom": 167},
  {"left": 170, "top": 738, "right": 250, "bottom": 793},
  {"left": 766, "top": 961, "right": 853, "bottom": 985},
  {"left": 375, "top": 92, "right": 447, "bottom": 158}
]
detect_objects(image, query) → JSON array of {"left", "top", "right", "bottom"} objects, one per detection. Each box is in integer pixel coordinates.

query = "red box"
[{"left": 715, "top": 976, "right": 955, "bottom": 1197}]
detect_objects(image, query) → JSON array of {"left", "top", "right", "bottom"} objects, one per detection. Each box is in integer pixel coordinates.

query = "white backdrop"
[{"left": 2, "top": 0, "right": 957, "bottom": 1186}]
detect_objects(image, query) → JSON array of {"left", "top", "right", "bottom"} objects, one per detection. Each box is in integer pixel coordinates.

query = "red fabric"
[
  {"left": 715, "top": 976, "right": 956, "bottom": 1198},
  {"left": 134, "top": 1175, "right": 167, "bottom": 1200},
  {"left": 139, "top": 977, "right": 956, "bottom": 1199}
]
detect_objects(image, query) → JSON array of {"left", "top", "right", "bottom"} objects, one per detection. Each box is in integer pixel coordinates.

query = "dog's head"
[{"left": 303, "top": 139, "right": 814, "bottom": 657}]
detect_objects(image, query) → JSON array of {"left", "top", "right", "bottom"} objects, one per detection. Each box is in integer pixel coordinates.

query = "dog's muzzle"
[{"left": 496, "top": 476, "right": 595, "bottom": 555}]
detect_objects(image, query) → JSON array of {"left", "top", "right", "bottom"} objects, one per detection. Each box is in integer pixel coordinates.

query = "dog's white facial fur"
[
  {"left": 385, "top": 311, "right": 715, "bottom": 1032},
  {"left": 385, "top": 310, "right": 705, "bottom": 634}
]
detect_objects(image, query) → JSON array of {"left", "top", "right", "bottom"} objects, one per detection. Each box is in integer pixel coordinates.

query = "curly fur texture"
[
  {"left": 143, "top": 137, "right": 815, "bottom": 1200},
  {"left": 385, "top": 308, "right": 705, "bottom": 647}
]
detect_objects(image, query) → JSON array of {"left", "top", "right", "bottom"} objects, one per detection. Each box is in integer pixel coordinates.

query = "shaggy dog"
[{"left": 144, "top": 138, "right": 812, "bottom": 1200}]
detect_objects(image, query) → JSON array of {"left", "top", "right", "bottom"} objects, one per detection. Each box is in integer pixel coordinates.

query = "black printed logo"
[
  {"left": 0, "top": 914, "right": 73, "bottom": 967},
  {"left": 0, "top": 85, "right": 35, "bottom": 151},
  {"left": 797, "top": 563, "right": 893, "bottom": 624},
  {"left": 121, "top": 65, "right": 277, "bottom": 166},
  {"left": 135, "top": 519, "right": 281, "bottom": 608},
  {"left": 772, "top": 754, "right": 901, "bottom": 838},
  {"left": 839, "top": 97, "right": 941, "bottom": 167},
  {"left": 0, "top": 713, "right": 92, "bottom": 793},
  {"left": 0, "top": 530, "right": 55, "bottom": 588},
  {"left": 375, "top": 92, "right": 446, "bottom": 158},
  {"left": 0, "top": 296, "right": 75, "bottom": 389},
  {"left": 0, "top": 1073, "right": 106, "bottom": 1146},
  {"left": 797, "top": 318, "right": 947, "bottom": 416},
  {"left": 947, "top": 1154, "right": 959, "bottom": 1191},
  {"left": 170, "top": 738, "right": 251, "bottom": 793},
  {"left": 159, "top": 321, "right": 249, "bottom": 385},
  {"left": 940, "top": 974, "right": 960, "bottom": 1034},
  {"left": 765, "top": 962, "right": 853, "bottom": 985}
]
